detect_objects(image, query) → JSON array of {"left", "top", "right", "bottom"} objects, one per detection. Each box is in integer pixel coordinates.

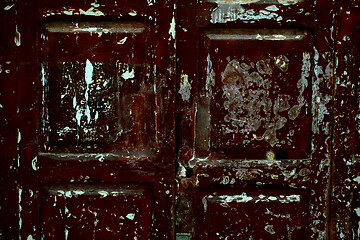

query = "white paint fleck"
[
  {"left": 65, "top": 228, "right": 69, "bottom": 240},
  {"left": 121, "top": 66, "right": 135, "bottom": 80},
  {"left": 179, "top": 74, "right": 191, "bottom": 102},
  {"left": 79, "top": 7, "right": 105, "bottom": 16},
  {"left": 354, "top": 176, "right": 360, "bottom": 184},
  {"left": 211, "top": 4, "right": 282, "bottom": 24},
  {"left": 277, "top": 0, "right": 302, "bottom": 5},
  {"left": 85, "top": 59, "right": 94, "bottom": 85},
  {"left": 128, "top": 10, "right": 137, "bottom": 16},
  {"left": 209, "top": 0, "right": 261, "bottom": 3},
  {"left": 218, "top": 193, "right": 253, "bottom": 207},
  {"left": 126, "top": 213, "right": 135, "bottom": 220},
  {"left": 65, "top": 191, "right": 72, "bottom": 198},
  {"left": 220, "top": 176, "right": 230, "bottom": 184},
  {"left": 4, "top": 4, "right": 15, "bottom": 10},
  {"left": 265, "top": 5, "right": 279, "bottom": 11},
  {"left": 355, "top": 207, "right": 360, "bottom": 216},
  {"left": 169, "top": 16, "right": 176, "bottom": 40},
  {"left": 17, "top": 129, "right": 21, "bottom": 143},
  {"left": 15, "top": 25, "right": 21, "bottom": 47},
  {"left": 98, "top": 190, "right": 109, "bottom": 198},
  {"left": 311, "top": 48, "right": 331, "bottom": 134},
  {"left": 206, "top": 54, "right": 215, "bottom": 96},
  {"left": 265, "top": 224, "right": 276, "bottom": 234},
  {"left": 31, "top": 157, "right": 39, "bottom": 171},
  {"left": 27, "top": 235, "right": 35, "bottom": 240},
  {"left": 117, "top": 37, "right": 128, "bottom": 44},
  {"left": 18, "top": 187, "right": 22, "bottom": 239},
  {"left": 73, "top": 190, "right": 85, "bottom": 195}
]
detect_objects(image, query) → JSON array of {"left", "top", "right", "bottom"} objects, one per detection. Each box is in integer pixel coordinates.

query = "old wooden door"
[
  {"left": 3, "top": 0, "right": 358, "bottom": 239},
  {"left": 175, "top": 0, "right": 334, "bottom": 239},
  {"left": 0, "top": 0, "right": 176, "bottom": 239}
]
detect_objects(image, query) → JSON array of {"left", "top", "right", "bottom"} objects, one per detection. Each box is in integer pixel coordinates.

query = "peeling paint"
[
  {"left": 208, "top": 0, "right": 302, "bottom": 4},
  {"left": 126, "top": 213, "right": 135, "bottom": 220},
  {"left": 43, "top": 7, "right": 105, "bottom": 17},
  {"left": 121, "top": 65, "right": 135, "bottom": 80},
  {"left": 179, "top": 74, "right": 191, "bottom": 102},
  {"left": 4, "top": 4, "right": 15, "bottom": 10},
  {"left": 265, "top": 224, "right": 276, "bottom": 234},
  {"left": 27, "top": 235, "right": 35, "bottom": 240},
  {"left": 129, "top": 10, "right": 137, "bottom": 16},
  {"left": 117, "top": 37, "right": 128, "bottom": 45},
  {"left": 14, "top": 25, "right": 21, "bottom": 47},
  {"left": 169, "top": 16, "right": 176, "bottom": 40},
  {"left": 31, "top": 157, "right": 39, "bottom": 171},
  {"left": 220, "top": 53, "right": 309, "bottom": 146},
  {"left": 18, "top": 187, "right": 22, "bottom": 240},
  {"left": 211, "top": 4, "right": 283, "bottom": 24}
]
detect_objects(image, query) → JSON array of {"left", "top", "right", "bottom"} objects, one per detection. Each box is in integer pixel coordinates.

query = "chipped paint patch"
[
  {"left": 221, "top": 56, "right": 309, "bottom": 146},
  {"left": 211, "top": 4, "right": 282, "bottom": 24},
  {"left": 311, "top": 48, "right": 331, "bottom": 134},
  {"left": 31, "top": 157, "right": 39, "bottom": 171},
  {"left": 206, "top": 54, "right": 215, "bottom": 97},
  {"left": 17, "top": 129, "right": 21, "bottom": 143},
  {"left": 117, "top": 37, "right": 128, "bottom": 45},
  {"left": 354, "top": 176, "right": 360, "bottom": 184},
  {"left": 128, "top": 10, "right": 137, "bottom": 16},
  {"left": 179, "top": 74, "right": 191, "bottom": 102},
  {"left": 121, "top": 66, "right": 135, "bottom": 80},
  {"left": 43, "top": 7, "right": 105, "bottom": 17},
  {"left": 4, "top": 4, "right": 15, "bottom": 10},
  {"left": 18, "top": 187, "right": 22, "bottom": 240},
  {"left": 98, "top": 190, "right": 109, "bottom": 198},
  {"left": 27, "top": 235, "right": 35, "bottom": 240},
  {"left": 126, "top": 213, "right": 135, "bottom": 220},
  {"left": 169, "top": 16, "right": 176, "bottom": 40},
  {"left": 79, "top": 7, "right": 105, "bottom": 16},
  {"left": 14, "top": 25, "right": 21, "bottom": 47},
  {"left": 265, "top": 224, "right": 276, "bottom": 234},
  {"left": 208, "top": 0, "right": 302, "bottom": 4}
]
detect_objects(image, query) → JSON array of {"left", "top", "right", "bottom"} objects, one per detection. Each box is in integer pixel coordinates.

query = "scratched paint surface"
[
  {"left": 197, "top": 189, "right": 309, "bottom": 239},
  {"left": 176, "top": 0, "right": 334, "bottom": 239},
  {"left": 39, "top": 21, "right": 157, "bottom": 153},
  {"left": 40, "top": 184, "right": 152, "bottom": 239},
  {"left": 201, "top": 29, "right": 312, "bottom": 159},
  {"left": 0, "top": 0, "right": 346, "bottom": 238},
  {"left": 1, "top": 0, "right": 176, "bottom": 239}
]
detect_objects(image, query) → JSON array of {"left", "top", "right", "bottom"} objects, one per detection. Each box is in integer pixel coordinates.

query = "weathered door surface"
[
  {"left": 175, "top": 0, "right": 334, "bottom": 239},
  {"left": 2, "top": 0, "right": 360, "bottom": 239},
  {"left": 331, "top": 1, "right": 360, "bottom": 239},
  {"left": 0, "top": 0, "right": 176, "bottom": 239}
]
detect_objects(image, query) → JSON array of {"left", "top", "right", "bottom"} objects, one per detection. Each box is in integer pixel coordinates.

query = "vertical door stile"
[
  {"left": 332, "top": 0, "right": 360, "bottom": 239},
  {"left": 0, "top": 1, "right": 20, "bottom": 239}
]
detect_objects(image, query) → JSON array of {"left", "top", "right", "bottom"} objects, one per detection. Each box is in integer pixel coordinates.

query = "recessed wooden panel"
[
  {"left": 196, "top": 189, "right": 309, "bottom": 239},
  {"left": 40, "top": 184, "right": 152, "bottom": 240},
  {"left": 39, "top": 21, "right": 156, "bottom": 151},
  {"left": 196, "top": 29, "right": 312, "bottom": 159}
]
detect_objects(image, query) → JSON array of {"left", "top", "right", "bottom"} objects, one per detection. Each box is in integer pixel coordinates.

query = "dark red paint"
[{"left": 0, "top": 0, "right": 359, "bottom": 239}]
